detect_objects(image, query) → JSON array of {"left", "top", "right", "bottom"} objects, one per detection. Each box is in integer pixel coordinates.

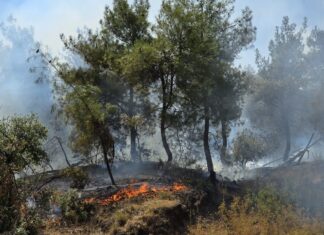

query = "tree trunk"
[
  {"left": 129, "top": 87, "right": 139, "bottom": 162},
  {"left": 136, "top": 135, "right": 142, "bottom": 161},
  {"left": 161, "top": 105, "right": 173, "bottom": 162},
  {"left": 130, "top": 127, "right": 139, "bottom": 161},
  {"left": 283, "top": 116, "right": 291, "bottom": 161},
  {"left": 55, "top": 136, "right": 71, "bottom": 167},
  {"left": 102, "top": 150, "right": 116, "bottom": 186},
  {"left": 203, "top": 105, "right": 216, "bottom": 184},
  {"left": 160, "top": 75, "right": 173, "bottom": 163},
  {"left": 100, "top": 136, "right": 116, "bottom": 186},
  {"left": 220, "top": 119, "right": 228, "bottom": 166},
  {"left": 0, "top": 164, "right": 19, "bottom": 232}
]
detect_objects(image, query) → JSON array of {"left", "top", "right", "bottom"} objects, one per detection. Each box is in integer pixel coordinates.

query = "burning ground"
[
  {"left": 83, "top": 182, "right": 188, "bottom": 206},
  {"left": 16, "top": 160, "right": 324, "bottom": 235},
  {"left": 4, "top": 0, "right": 324, "bottom": 234},
  {"left": 31, "top": 163, "right": 213, "bottom": 235}
]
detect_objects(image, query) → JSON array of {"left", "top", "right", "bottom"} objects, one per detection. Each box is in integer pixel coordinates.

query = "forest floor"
[{"left": 37, "top": 160, "right": 324, "bottom": 235}]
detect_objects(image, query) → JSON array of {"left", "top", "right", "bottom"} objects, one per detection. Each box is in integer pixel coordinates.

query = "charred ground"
[{"left": 12, "top": 160, "right": 324, "bottom": 234}]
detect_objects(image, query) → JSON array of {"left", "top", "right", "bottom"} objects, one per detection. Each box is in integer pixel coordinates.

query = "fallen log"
[
  {"left": 284, "top": 133, "right": 315, "bottom": 166},
  {"left": 263, "top": 133, "right": 322, "bottom": 167}
]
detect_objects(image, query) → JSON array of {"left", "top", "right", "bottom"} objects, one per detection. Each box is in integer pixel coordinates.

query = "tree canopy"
[{"left": 0, "top": 114, "right": 47, "bottom": 232}]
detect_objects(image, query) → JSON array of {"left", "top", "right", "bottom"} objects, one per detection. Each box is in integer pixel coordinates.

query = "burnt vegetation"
[{"left": 2, "top": 0, "right": 324, "bottom": 234}]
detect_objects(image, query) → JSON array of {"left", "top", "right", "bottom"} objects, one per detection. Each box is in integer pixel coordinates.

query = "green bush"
[
  {"left": 15, "top": 209, "right": 42, "bottom": 235},
  {"left": 0, "top": 115, "right": 48, "bottom": 233},
  {"left": 232, "top": 129, "right": 268, "bottom": 167},
  {"left": 34, "top": 188, "right": 53, "bottom": 212},
  {"left": 63, "top": 167, "right": 89, "bottom": 189},
  {"left": 56, "top": 190, "right": 95, "bottom": 224}
]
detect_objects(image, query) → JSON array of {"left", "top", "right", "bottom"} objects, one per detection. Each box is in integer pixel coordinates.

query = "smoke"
[
  {"left": 0, "top": 18, "right": 52, "bottom": 121},
  {"left": 0, "top": 18, "right": 76, "bottom": 169}
]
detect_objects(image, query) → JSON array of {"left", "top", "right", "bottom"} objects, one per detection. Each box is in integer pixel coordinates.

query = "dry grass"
[
  {"left": 189, "top": 214, "right": 324, "bottom": 235},
  {"left": 42, "top": 196, "right": 184, "bottom": 235},
  {"left": 189, "top": 188, "right": 324, "bottom": 235},
  {"left": 43, "top": 228, "right": 104, "bottom": 235},
  {"left": 105, "top": 198, "right": 183, "bottom": 235},
  {"left": 43, "top": 160, "right": 324, "bottom": 235},
  {"left": 257, "top": 160, "right": 324, "bottom": 217}
]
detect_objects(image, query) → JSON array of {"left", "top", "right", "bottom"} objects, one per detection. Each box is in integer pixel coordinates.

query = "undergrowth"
[{"left": 189, "top": 187, "right": 324, "bottom": 235}]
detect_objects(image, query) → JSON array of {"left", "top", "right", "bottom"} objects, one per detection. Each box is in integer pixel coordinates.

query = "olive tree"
[{"left": 0, "top": 114, "right": 47, "bottom": 233}]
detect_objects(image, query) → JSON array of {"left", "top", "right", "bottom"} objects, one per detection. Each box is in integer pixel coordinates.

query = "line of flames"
[{"left": 84, "top": 182, "right": 188, "bottom": 206}]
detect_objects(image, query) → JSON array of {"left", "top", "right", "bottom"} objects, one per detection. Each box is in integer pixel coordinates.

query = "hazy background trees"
[
  {"left": 247, "top": 17, "right": 308, "bottom": 161},
  {"left": 3, "top": 0, "right": 324, "bottom": 184},
  {"left": 39, "top": 1, "right": 324, "bottom": 180}
]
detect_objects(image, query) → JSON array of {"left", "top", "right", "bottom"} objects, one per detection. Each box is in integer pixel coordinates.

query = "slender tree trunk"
[
  {"left": 100, "top": 136, "right": 116, "bottom": 186},
  {"left": 55, "top": 136, "right": 71, "bottom": 167},
  {"left": 129, "top": 87, "right": 139, "bottom": 162},
  {"left": 160, "top": 75, "right": 173, "bottom": 163},
  {"left": 203, "top": 105, "right": 216, "bottom": 184},
  {"left": 220, "top": 119, "right": 228, "bottom": 166},
  {"left": 283, "top": 116, "right": 291, "bottom": 161},
  {"left": 161, "top": 104, "right": 173, "bottom": 162},
  {"left": 102, "top": 149, "right": 116, "bottom": 186},
  {"left": 0, "top": 164, "right": 19, "bottom": 232},
  {"left": 136, "top": 135, "right": 142, "bottom": 161},
  {"left": 130, "top": 127, "right": 138, "bottom": 161}
]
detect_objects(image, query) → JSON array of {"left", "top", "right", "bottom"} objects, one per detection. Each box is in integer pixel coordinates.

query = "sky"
[{"left": 1, "top": 0, "right": 324, "bottom": 68}]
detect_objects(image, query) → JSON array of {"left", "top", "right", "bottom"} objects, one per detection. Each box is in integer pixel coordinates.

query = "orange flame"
[{"left": 84, "top": 182, "right": 188, "bottom": 206}]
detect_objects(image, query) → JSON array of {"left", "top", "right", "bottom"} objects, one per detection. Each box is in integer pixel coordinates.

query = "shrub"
[
  {"left": 232, "top": 129, "right": 268, "bottom": 167},
  {"left": 0, "top": 115, "right": 47, "bottom": 233},
  {"left": 63, "top": 167, "right": 89, "bottom": 189},
  {"left": 16, "top": 209, "right": 42, "bottom": 235},
  {"left": 189, "top": 187, "right": 324, "bottom": 235},
  {"left": 34, "top": 188, "right": 53, "bottom": 212},
  {"left": 56, "top": 190, "right": 95, "bottom": 224}
]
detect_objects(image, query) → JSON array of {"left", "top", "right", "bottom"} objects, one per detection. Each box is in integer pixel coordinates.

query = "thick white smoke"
[
  {"left": 0, "top": 19, "right": 76, "bottom": 169},
  {"left": 0, "top": 19, "right": 52, "bottom": 121}
]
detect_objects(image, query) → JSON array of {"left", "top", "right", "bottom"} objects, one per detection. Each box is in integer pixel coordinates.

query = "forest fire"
[{"left": 84, "top": 182, "right": 189, "bottom": 206}]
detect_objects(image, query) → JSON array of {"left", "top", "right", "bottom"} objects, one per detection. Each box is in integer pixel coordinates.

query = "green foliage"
[
  {"left": 58, "top": 74, "right": 123, "bottom": 158},
  {"left": 303, "top": 28, "right": 324, "bottom": 135},
  {"left": 48, "top": 0, "right": 257, "bottom": 170},
  {"left": 54, "top": 0, "right": 155, "bottom": 164},
  {"left": 34, "top": 188, "right": 53, "bottom": 212},
  {"left": 102, "top": 0, "right": 151, "bottom": 46},
  {"left": 56, "top": 190, "right": 95, "bottom": 224},
  {"left": 154, "top": 0, "right": 255, "bottom": 167},
  {"left": 0, "top": 114, "right": 47, "bottom": 233},
  {"left": 15, "top": 209, "right": 42, "bottom": 235},
  {"left": 63, "top": 167, "right": 90, "bottom": 189},
  {"left": 254, "top": 188, "right": 287, "bottom": 218},
  {"left": 0, "top": 114, "right": 48, "bottom": 172},
  {"left": 232, "top": 129, "right": 268, "bottom": 167},
  {"left": 119, "top": 40, "right": 160, "bottom": 85},
  {"left": 248, "top": 17, "right": 309, "bottom": 159}
]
